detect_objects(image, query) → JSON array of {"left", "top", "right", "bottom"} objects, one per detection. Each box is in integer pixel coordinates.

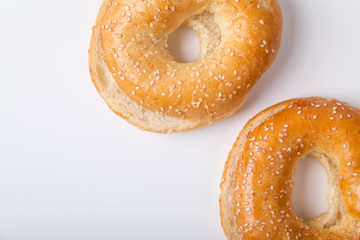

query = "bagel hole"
[
  {"left": 292, "top": 155, "right": 329, "bottom": 221},
  {"left": 167, "top": 26, "right": 200, "bottom": 63},
  {"left": 167, "top": 11, "right": 221, "bottom": 63}
]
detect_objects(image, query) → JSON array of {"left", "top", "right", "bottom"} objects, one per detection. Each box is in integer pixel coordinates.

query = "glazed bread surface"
[
  {"left": 89, "top": 0, "right": 282, "bottom": 132},
  {"left": 220, "top": 97, "right": 360, "bottom": 239}
]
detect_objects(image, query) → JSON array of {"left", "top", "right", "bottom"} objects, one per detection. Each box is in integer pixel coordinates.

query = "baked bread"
[
  {"left": 220, "top": 97, "right": 360, "bottom": 239},
  {"left": 89, "top": 0, "right": 282, "bottom": 133}
]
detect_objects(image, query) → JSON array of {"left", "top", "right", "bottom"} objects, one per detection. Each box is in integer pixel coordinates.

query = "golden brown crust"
[
  {"left": 89, "top": 0, "right": 283, "bottom": 132},
  {"left": 220, "top": 97, "right": 360, "bottom": 239},
  {"left": 89, "top": 0, "right": 199, "bottom": 133},
  {"left": 89, "top": 0, "right": 249, "bottom": 133}
]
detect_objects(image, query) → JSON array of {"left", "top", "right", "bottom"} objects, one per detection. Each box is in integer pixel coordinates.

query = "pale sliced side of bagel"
[{"left": 89, "top": 0, "right": 246, "bottom": 133}]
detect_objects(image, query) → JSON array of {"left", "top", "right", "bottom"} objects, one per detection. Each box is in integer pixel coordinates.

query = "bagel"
[
  {"left": 89, "top": 0, "right": 282, "bottom": 133},
  {"left": 220, "top": 97, "right": 360, "bottom": 239}
]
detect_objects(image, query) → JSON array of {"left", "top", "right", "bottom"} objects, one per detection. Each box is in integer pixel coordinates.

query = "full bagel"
[
  {"left": 220, "top": 97, "right": 360, "bottom": 239},
  {"left": 89, "top": 0, "right": 282, "bottom": 133}
]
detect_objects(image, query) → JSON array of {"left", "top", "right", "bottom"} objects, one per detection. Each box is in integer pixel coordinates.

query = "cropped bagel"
[
  {"left": 220, "top": 97, "right": 360, "bottom": 239},
  {"left": 89, "top": 0, "right": 282, "bottom": 133}
]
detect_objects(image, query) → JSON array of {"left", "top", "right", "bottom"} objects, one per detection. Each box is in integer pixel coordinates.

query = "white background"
[{"left": 0, "top": 0, "right": 359, "bottom": 239}]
